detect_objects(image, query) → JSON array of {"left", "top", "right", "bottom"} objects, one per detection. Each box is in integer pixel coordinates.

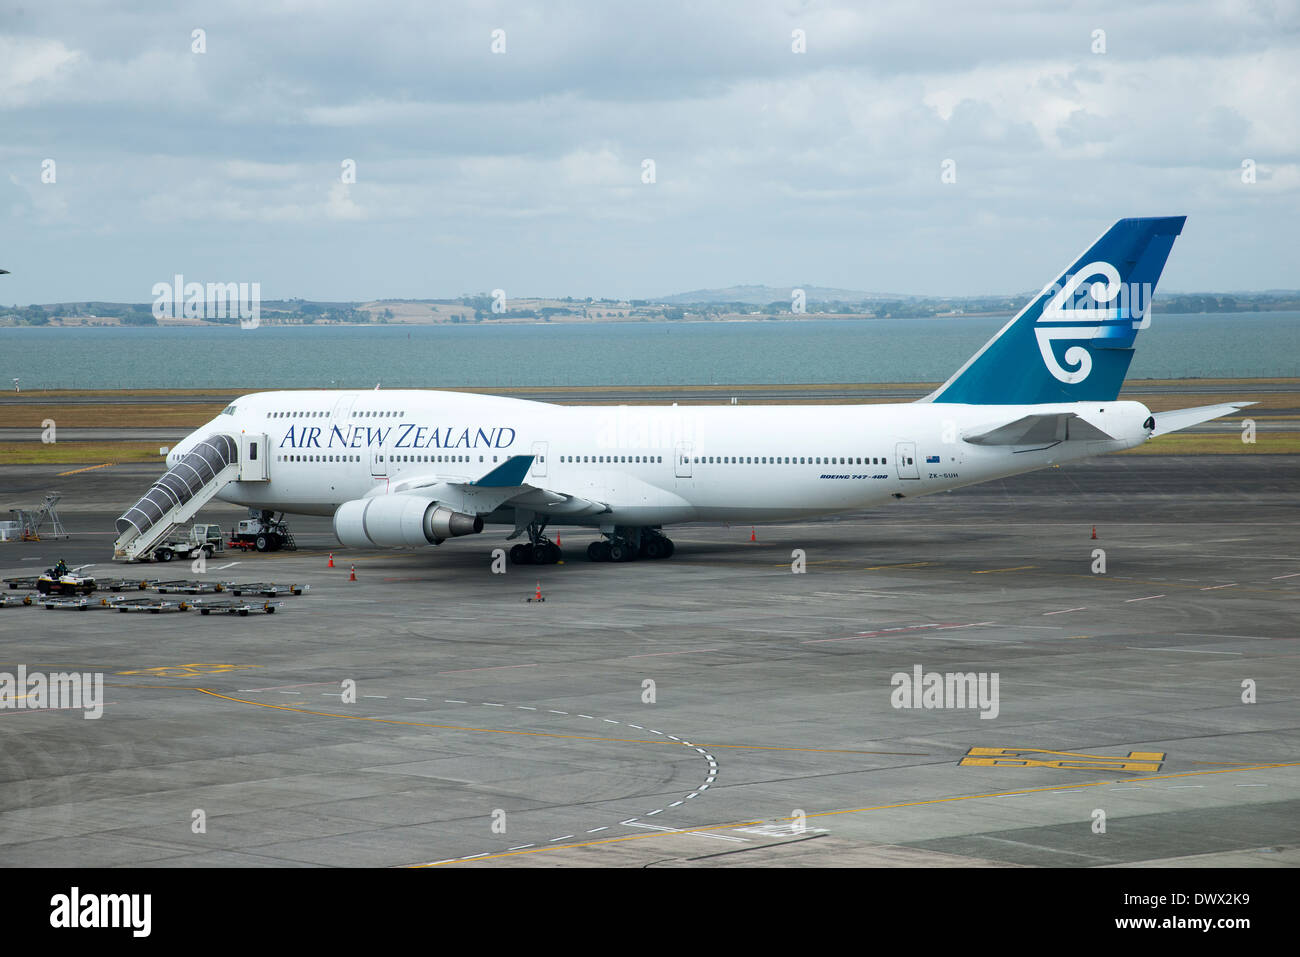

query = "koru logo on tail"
[{"left": 1035, "top": 262, "right": 1152, "bottom": 383}]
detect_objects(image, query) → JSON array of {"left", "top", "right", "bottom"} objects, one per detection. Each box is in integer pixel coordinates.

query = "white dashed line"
[
  {"left": 363, "top": 696, "right": 717, "bottom": 865},
  {"left": 1125, "top": 594, "right": 1165, "bottom": 602},
  {"left": 1044, "top": 607, "right": 1086, "bottom": 616},
  {"left": 1200, "top": 583, "right": 1237, "bottom": 590}
]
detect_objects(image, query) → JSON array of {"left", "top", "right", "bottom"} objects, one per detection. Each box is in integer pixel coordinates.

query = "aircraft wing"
[
  {"left": 385, "top": 455, "right": 611, "bottom": 519},
  {"left": 1149, "top": 402, "right": 1254, "bottom": 437},
  {"left": 963, "top": 412, "right": 1114, "bottom": 446}
]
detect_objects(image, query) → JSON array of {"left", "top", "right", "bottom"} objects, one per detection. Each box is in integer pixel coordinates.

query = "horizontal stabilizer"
[
  {"left": 964, "top": 412, "right": 1114, "bottom": 446},
  {"left": 1150, "top": 402, "right": 1254, "bottom": 437}
]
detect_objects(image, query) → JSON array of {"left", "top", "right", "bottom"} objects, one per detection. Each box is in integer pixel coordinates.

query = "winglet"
[{"left": 472, "top": 455, "right": 535, "bottom": 487}]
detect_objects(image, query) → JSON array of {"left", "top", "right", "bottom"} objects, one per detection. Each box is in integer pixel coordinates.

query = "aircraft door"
[
  {"left": 531, "top": 441, "right": 548, "bottom": 479},
  {"left": 896, "top": 442, "right": 919, "bottom": 480},
  {"left": 331, "top": 392, "right": 358, "bottom": 422},
  {"left": 675, "top": 442, "right": 693, "bottom": 478}
]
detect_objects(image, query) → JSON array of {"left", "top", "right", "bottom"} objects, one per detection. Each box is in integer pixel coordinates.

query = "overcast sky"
[{"left": 2, "top": 0, "right": 1296, "bottom": 304}]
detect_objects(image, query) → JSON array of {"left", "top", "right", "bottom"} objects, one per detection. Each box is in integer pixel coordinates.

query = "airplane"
[{"left": 114, "top": 216, "right": 1250, "bottom": 565}]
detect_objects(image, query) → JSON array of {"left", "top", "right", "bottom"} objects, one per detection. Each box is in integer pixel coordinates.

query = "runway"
[{"left": 0, "top": 454, "right": 1296, "bottom": 867}]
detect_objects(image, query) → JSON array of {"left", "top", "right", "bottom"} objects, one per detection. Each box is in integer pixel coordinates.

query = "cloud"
[{"left": 0, "top": 1, "right": 1296, "bottom": 302}]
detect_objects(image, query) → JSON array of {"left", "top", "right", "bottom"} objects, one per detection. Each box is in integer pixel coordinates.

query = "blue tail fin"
[{"left": 926, "top": 216, "right": 1186, "bottom": 404}]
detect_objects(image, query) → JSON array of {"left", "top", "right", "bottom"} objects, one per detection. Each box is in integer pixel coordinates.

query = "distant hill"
[{"left": 656, "top": 284, "right": 915, "bottom": 305}]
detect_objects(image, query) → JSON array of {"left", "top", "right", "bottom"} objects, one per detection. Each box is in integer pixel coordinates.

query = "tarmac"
[{"left": 0, "top": 454, "right": 1296, "bottom": 867}]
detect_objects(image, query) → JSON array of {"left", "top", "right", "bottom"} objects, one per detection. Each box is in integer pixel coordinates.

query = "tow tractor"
[
  {"left": 142, "top": 523, "right": 225, "bottom": 563},
  {"left": 228, "top": 511, "right": 296, "bottom": 553},
  {"left": 36, "top": 560, "right": 97, "bottom": 595}
]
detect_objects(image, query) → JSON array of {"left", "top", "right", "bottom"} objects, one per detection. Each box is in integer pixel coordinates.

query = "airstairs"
[
  {"left": 8, "top": 492, "right": 70, "bottom": 541},
  {"left": 113, "top": 433, "right": 259, "bottom": 562}
]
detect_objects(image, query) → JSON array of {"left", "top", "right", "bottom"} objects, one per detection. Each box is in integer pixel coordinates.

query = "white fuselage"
[{"left": 172, "top": 390, "right": 1153, "bottom": 529}]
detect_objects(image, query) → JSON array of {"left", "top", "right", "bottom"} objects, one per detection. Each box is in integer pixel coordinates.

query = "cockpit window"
[{"left": 221, "top": 405, "right": 237, "bottom": 415}]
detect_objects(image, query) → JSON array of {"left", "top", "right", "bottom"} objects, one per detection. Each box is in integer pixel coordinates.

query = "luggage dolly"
[
  {"left": 97, "top": 578, "right": 153, "bottom": 592},
  {"left": 3, "top": 577, "right": 40, "bottom": 590},
  {"left": 227, "top": 583, "right": 309, "bottom": 597},
  {"left": 153, "top": 580, "right": 227, "bottom": 595},
  {"left": 40, "top": 596, "right": 113, "bottom": 611},
  {"left": 0, "top": 593, "right": 35, "bottom": 608},
  {"left": 194, "top": 599, "right": 282, "bottom": 616},
  {"left": 109, "top": 597, "right": 192, "bottom": 614}
]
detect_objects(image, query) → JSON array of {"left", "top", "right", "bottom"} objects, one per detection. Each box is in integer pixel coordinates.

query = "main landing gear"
[
  {"left": 508, "top": 519, "right": 562, "bottom": 566},
  {"left": 586, "top": 527, "right": 675, "bottom": 563}
]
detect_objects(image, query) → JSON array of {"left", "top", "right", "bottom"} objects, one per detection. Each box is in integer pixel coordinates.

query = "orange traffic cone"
[
  {"left": 527, "top": 581, "right": 545, "bottom": 603},
  {"left": 750, "top": 527, "right": 757, "bottom": 543},
  {"left": 1091, "top": 526, "right": 1097, "bottom": 540},
  {"left": 555, "top": 533, "right": 562, "bottom": 546},
  {"left": 349, "top": 563, "right": 356, "bottom": 581},
  {"left": 328, "top": 552, "right": 334, "bottom": 568}
]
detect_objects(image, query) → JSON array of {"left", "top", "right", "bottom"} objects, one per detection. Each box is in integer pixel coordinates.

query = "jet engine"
[{"left": 332, "top": 495, "right": 483, "bottom": 547}]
